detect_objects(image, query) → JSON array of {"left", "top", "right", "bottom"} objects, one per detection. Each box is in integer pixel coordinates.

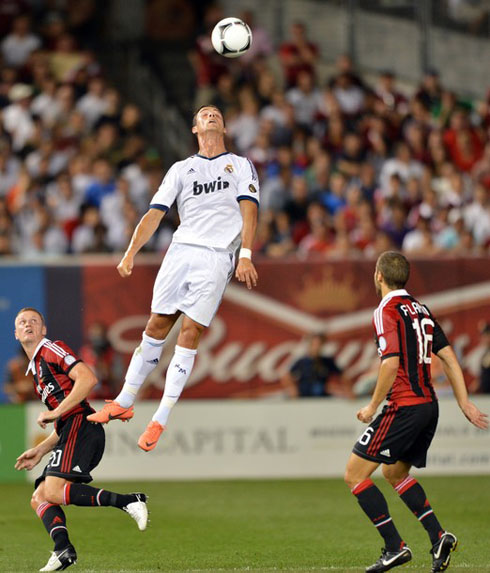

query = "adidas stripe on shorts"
[
  {"left": 35, "top": 414, "right": 105, "bottom": 489},
  {"left": 352, "top": 400, "right": 439, "bottom": 468}
]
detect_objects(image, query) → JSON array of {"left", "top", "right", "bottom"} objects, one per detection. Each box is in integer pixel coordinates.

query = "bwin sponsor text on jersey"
[{"left": 193, "top": 177, "right": 230, "bottom": 195}]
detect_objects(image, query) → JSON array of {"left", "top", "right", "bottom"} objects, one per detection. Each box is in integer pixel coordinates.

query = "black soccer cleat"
[
  {"left": 39, "top": 544, "right": 77, "bottom": 571},
  {"left": 431, "top": 531, "right": 458, "bottom": 572},
  {"left": 366, "top": 545, "right": 412, "bottom": 572}
]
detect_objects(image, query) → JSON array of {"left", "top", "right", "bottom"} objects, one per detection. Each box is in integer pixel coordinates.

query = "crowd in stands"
[
  {"left": 0, "top": 3, "right": 175, "bottom": 257},
  {"left": 0, "top": 2, "right": 489, "bottom": 261},
  {"left": 192, "top": 9, "right": 490, "bottom": 259}
]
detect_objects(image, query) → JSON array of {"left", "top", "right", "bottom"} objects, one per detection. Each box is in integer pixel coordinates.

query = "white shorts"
[{"left": 151, "top": 242, "right": 235, "bottom": 327}]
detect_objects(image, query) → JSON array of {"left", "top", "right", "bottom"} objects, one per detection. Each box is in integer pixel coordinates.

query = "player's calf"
[{"left": 62, "top": 483, "right": 149, "bottom": 530}]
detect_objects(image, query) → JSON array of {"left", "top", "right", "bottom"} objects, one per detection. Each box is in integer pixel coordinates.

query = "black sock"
[
  {"left": 394, "top": 476, "right": 443, "bottom": 545},
  {"left": 64, "top": 483, "right": 138, "bottom": 509},
  {"left": 352, "top": 479, "right": 404, "bottom": 552},
  {"left": 37, "top": 502, "right": 71, "bottom": 551}
]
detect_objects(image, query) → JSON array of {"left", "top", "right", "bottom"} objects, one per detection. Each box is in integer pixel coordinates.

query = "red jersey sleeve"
[
  {"left": 373, "top": 304, "right": 400, "bottom": 360},
  {"left": 44, "top": 339, "right": 82, "bottom": 375}
]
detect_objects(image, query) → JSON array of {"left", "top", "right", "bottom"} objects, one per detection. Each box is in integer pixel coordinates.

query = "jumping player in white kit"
[{"left": 88, "top": 105, "right": 259, "bottom": 451}]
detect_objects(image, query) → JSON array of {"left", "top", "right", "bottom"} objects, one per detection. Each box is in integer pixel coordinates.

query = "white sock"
[
  {"left": 152, "top": 345, "right": 197, "bottom": 426},
  {"left": 116, "top": 332, "right": 165, "bottom": 408}
]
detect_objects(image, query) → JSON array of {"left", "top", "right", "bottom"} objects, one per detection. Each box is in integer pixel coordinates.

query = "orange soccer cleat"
[
  {"left": 138, "top": 421, "right": 166, "bottom": 452},
  {"left": 86, "top": 400, "right": 134, "bottom": 424}
]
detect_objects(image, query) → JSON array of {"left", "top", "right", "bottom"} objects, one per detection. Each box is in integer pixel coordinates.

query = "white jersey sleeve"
[
  {"left": 236, "top": 157, "right": 260, "bottom": 207},
  {"left": 149, "top": 162, "right": 183, "bottom": 211}
]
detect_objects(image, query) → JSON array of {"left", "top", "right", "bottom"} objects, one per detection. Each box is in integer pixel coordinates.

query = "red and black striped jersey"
[
  {"left": 26, "top": 337, "right": 94, "bottom": 426},
  {"left": 373, "top": 289, "right": 450, "bottom": 406}
]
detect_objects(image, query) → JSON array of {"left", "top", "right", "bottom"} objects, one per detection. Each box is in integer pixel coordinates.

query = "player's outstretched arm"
[
  {"left": 236, "top": 200, "right": 258, "bottom": 290},
  {"left": 117, "top": 208, "right": 166, "bottom": 277},
  {"left": 357, "top": 356, "right": 399, "bottom": 423},
  {"left": 15, "top": 430, "right": 58, "bottom": 471},
  {"left": 437, "top": 346, "right": 489, "bottom": 430},
  {"left": 37, "top": 362, "right": 97, "bottom": 428}
]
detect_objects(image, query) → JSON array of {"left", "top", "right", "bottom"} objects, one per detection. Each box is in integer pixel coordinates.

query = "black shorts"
[
  {"left": 35, "top": 413, "right": 105, "bottom": 489},
  {"left": 353, "top": 401, "right": 438, "bottom": 468}
]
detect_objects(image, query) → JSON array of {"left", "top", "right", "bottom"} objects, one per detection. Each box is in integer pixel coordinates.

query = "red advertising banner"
[{"left": 83, "top": 256, "right": 490, "bottom": 399}]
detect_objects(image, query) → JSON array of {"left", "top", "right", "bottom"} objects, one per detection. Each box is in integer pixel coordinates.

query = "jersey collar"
[
  {"left": 380, "top": 289, "right": 409, "bottom": 305},
  {"left": 25, "top": 337, "right": 49, "bottom": 375},
  {"left": 195, "top": 151, "right": 231, "bottom": 160}
]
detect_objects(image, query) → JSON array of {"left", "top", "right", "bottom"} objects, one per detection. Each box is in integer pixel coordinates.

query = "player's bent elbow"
[{"left": 436, "top": 345, "right": 454, "bottom": 364}]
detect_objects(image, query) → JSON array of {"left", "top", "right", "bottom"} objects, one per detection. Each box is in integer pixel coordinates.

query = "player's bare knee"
[
  {"left": 382, "top": 464, "right": 407, "bottom": 487},
  {"left": 43, "top": 481, "right": 64, "bottom": 505},
  {"left": 344, "top": 468, "right": 359, "bottom": 489},
  {"left": 178, "top": 323, "right": 204, "bottom": 347},
  {"left": 145, "top": 320, "right": 166, "bottom": 340},
  {"left": 31, "top": 484, "right": 46, "bottom": 510},
  {"left": 30, "top": 492, "right": 41, "bottom": 511}
]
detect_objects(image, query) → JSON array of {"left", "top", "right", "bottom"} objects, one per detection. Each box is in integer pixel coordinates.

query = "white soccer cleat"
[
  {"left": 39, "top": 545, "right": 77, "bottom": 571},
  {"left": 123, "top": 493, "right": 148, "bottom": 531}
]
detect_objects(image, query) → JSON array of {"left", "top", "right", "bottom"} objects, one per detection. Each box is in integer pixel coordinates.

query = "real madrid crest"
[{"left": 224, "top": 164, "right": 234, "bottom": 173}]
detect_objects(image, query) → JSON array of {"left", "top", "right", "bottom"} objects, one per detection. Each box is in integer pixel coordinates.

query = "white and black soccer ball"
[{"left": 211, "top": 17, "right": 253, "bottom": 58}]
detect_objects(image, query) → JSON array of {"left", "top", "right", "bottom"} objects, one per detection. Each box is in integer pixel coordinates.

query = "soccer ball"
[{"left": 211, "top": 17, "right": 252, "bottom": 58}]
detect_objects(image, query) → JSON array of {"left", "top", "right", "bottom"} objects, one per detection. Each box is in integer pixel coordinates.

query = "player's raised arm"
[
  {"left": 436, "top": 345, "right": 489, "bottom": 430},
  {"left": 235, "top": 199, "right": 258, "bottom": 290},
  {"left": 37, "top": 362, "right": 98, "bottom": 428},
  {"left": 117, "top": 208, "right": 166, "bottom": 277}
]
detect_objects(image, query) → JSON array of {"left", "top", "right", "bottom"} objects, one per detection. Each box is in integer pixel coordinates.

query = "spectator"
[
  {"left": 2, "top": 83, "right": 35, "bottom": 151},
  {"left": 374, "top": 70, "right": 408, "bottom": 116},
  {"left": 330, "top": 72, "right": 365, "bottom": 117},
  {"left": 80, "top": 322, "right": 124, "bottom": 399},
  {"left": 238, "top": 10, "right": 273, "bottom": 66},
  {"left": 416, "top": 69, "right": 442, "bottom": 113},
  {"left": 188, "top": 3, "right": 228, "bottom": 107},
  {"left": 298, "top": 202, "right": 331, "bottom": 255},
  {"left": 71, "top": 203, "right": 105, "bottom": 253},
  {"left": 318, "top": 171, "right": 348, "bottom": 215},
  {"left": 464, "top": 183, "right": 490, "bottom": 246},
  {"left": 227, "top": 87, "right": 260, "bottom": 154},
  {"left": 336, "top": 132, "right": 366, "bottom": 178},
  {"left": 281, "top": 333, "right": 346, "bottom": 397},
  {"left": 286, "top": 69, "right": 322, "bottom": 127},
  {"left": 444, "top": 109, "right": 484, "bottom": 173},
  {"left": 279, "top": 21, "right": 319, "bottom": 88},
  {"left": 1, "top": 14, "right": 41, "bottom": 68},
  {"left": 379, "top": 142, "right": 424, "bottom": 195},
  {"left": 3, "top": 346, "right": 36, "bottom": 403},
  {"left": 76, "top": 76, "right": 108, "bottom": 129},
  {"left": 84, "top": 158, "right": 116, "bottom": 208},
  {"left": 473, "top": 323, "right": 490, "bottom": 393}
]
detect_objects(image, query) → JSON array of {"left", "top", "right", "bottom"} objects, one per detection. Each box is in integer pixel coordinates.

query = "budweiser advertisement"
[{"left": 82, "top": 257, "right": 490, "bottom": 399}]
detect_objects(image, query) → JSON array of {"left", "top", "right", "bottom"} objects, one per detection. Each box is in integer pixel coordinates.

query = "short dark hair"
[
  {"left": 16, "top": 307, "right": 46, "bottom": 326},
  {"left": 376, "top": 251, "right": 410, "bottom": 289},
  {"left": 192, "top": 104, "right": 224, "bottom": 127},
  {"left": 308, "top": 332, "right": 326, "bottom": 344}
]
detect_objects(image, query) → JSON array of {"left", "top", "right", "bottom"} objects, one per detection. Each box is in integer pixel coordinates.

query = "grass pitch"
[{"left": 0, "top": 476, "right": 489, "bottom": 572}]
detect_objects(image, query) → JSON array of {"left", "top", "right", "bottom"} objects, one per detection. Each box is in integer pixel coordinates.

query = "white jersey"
[{"left": 150, "top": 152, "right": 260, "bottom": 251}]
